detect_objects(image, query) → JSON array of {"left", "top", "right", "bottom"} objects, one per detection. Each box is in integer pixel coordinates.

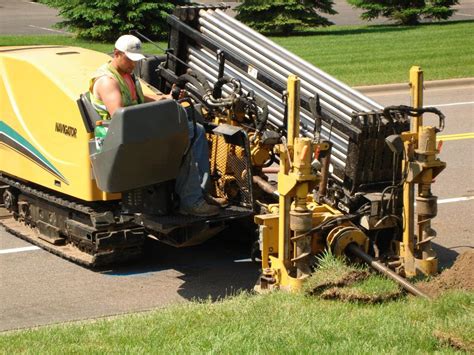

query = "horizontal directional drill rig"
[
  {"left": 0, "top": 4, "right": 446, "bottom": 294},
  {"left": 153, "top": 5, "right": 446, "bottom": 292}
]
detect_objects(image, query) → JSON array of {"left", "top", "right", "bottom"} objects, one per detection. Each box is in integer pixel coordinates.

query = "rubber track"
[
  {"left": 0, "top": 214, "right": 96, "bottom": 267},
  {"left": 0, "top": 174, "right": 137, "bottom": 268}
]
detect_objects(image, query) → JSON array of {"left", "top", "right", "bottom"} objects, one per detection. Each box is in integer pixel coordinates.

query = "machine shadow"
[{"left": 100, "top": 231, "right": 260, "bottom": 302}]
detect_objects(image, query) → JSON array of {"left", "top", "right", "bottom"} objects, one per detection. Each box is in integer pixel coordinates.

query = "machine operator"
[{"left": 89, "top": 34, "right": 225, "bottom": 217}]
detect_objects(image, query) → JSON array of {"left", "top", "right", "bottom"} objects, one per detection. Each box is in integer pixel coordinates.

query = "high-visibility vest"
[{"left": 89, "top": 63, "right": 145, "bottom": 120}]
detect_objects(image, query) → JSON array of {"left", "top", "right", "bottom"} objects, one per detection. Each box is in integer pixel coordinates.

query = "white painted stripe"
[
  {"left": 456, "top": 13, "right": 474, "bottom": 17},
  {"left": 438, "top": 196, "right": 474, "bottom": 204},
  {"left": 0, "top": 246, "right": 40, "bottom": 254},
  {"left": 234, "top": 258, "right": 253, "bottom": 263},
  {"left": 27, "top": 25, "right": 68, "bottom": 34},
  {"left": 428, "top": 101, "right": 474, "bottom": 108}
]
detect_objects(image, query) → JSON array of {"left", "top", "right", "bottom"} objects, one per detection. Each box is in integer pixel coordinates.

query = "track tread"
[{"left": 0, "top": 174, "right": 144, "bottom": 268}]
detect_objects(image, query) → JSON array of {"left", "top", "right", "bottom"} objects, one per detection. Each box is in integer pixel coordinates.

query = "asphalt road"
[
  {"left": 1, "top": 81, "right": 472, "bottom": 332},
  {"left": 0, "top": 0, "right": 473, "bottom": 35}
]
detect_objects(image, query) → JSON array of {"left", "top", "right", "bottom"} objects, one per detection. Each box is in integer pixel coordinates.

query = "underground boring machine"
[
  {"left": 139, "top": 4, "right": 447, "bottom": 292},
  {"left": 0, "top": 4, "right": 446, "bottom": 288}
]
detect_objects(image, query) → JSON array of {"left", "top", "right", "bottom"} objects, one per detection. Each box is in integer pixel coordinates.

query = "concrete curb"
[{"left": 355, "top": 77, "right": 474, "bottom": 94}]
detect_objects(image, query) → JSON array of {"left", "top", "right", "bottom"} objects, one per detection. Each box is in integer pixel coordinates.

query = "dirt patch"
[
  {"left": 321, "top": 287, "right": 401, "bottom": 304},
  {"left": 306, "top": 269, "right": 402, "bottom": 303},
  {"left": 417, "top": 250, "right": 474, "bottom": 297},
  {"left": 307, "top": 270, "right": 371, "bottom": 295},
  {"left": 434, "top": 330, "right": 474, "bottom": 352}
]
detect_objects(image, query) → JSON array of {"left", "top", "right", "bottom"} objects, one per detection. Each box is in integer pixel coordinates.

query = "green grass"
[
  {"left": 1, "top": 291, "right": 472, "bottom": 353},
  {"left": 272, "top": 21, "right": 474, "bottom": 85},
  {"left": 0, "top": 21, "right": 472, "bottom": 86},
  {"left": 304, "top": 251, "right": 401, "bottom": 301},
  {"left": 0, "top": 21, "right": 474, "bottom": 85}
]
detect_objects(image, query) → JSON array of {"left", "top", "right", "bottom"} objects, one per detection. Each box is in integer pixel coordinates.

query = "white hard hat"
[{"left": 115, "top": 34, "right": 146, "bottom": 61}]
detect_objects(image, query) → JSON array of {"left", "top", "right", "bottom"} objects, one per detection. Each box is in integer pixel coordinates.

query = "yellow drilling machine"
[{"left": 0, "top": 5, "right": 446, "bottom": 295}]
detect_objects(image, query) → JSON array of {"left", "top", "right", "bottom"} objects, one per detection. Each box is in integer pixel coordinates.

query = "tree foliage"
[
  {"left": 40, "top": 0, "right": 187, "bottom": 41},
  {"left": 347, "top": 0, "right": 459, "bottom": 25},
  {"left": 235, "top": 0, "right": 337, "bottom": 35}
]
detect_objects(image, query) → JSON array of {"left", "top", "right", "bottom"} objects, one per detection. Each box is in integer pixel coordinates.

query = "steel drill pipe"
[
  {"left": 346, "top": 243, "right": 430, "bottom": 299},
  {"left": 188, "top": 56, "right": 350, "bottom": 167},
  {"left": 253, "top": 175, "right": 279, "bottom": 197},
  {"left": 199, "top": 12, "right": 371, "bottom": 113},
  {"left": 210, "top": 9, "right": 383, "bottom": 110},
  {"left": 198, "top": 29, "right": 355, "bottom": 128},
  {"left": 188, "top": 47, "right": 351, "bottom": 159},
  {"left": 198, "top": 23, "right": 357, "bottom": 121},
  {"left": 187, "top": 55, "right": 350, "bottom": 173}
]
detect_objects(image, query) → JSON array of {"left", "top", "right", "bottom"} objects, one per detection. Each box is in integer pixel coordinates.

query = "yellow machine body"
[{"left": 0, "top": 46, "right": 151, "bottom": 202}]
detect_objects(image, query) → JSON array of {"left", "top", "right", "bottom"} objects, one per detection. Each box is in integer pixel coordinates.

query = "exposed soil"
[
  {"left": 307, "top": 269, "right": 402, "bottom": 303},
  {"left": 434, "top": 331, "right": 474, "bottom": 353},
  {"left": 321, "top": 287, "right": 401, "bottom": 304},
  {"left": 307, "top": 270, "right": 371, "bottom": 296},
  {"left": 417, "top": 250, "right": 474, "bottom": 297}
]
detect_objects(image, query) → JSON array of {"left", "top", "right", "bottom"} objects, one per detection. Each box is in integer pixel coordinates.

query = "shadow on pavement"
[{"left": 100, "top": 230, "right": 260, "bottom": 302}]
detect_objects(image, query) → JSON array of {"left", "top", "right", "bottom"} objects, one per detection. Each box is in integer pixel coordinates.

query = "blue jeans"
[
  {"left": 188, "top": 120, "right": 210, "bottom": 190},
  {"left": 175, "top": 150, "right": 204, "bottom": 208},
  {"left": 174, "top": 121, "right": 211, "bottom": 208}
]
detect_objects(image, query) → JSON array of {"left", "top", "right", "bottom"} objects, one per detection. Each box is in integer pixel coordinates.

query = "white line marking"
[
  {"left": 456, "top": 13, "right": 474, "bottom": 17},
  {"left": 0, "top": 246, "right": 40, "bottom": 254},
  {"left": 234, "top": 258, "right": 252, "bottom": 263},
  {"left": 438, "top": 196, "right": 474, "bottom": 204},
  {"left": 27, "top": 25, "right": 68, "bottom": 34},
  {"left": 428, "top": 101, "right": 474, "bottom": 108}
]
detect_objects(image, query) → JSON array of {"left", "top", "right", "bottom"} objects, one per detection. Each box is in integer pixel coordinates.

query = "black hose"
[
  {"left": 255, "top": 95, "right": 269, "bottom": 132},
  {"left": 176, "top": 74, "right": 206, "bottom": 97}
]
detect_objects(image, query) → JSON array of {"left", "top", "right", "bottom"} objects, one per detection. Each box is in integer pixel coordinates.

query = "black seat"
[{"left": 77, "top": 92, "right": 102, "bottom": 133}]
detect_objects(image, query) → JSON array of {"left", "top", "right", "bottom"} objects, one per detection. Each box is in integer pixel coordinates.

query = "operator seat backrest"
[
  {"left": 89, "top": 99, "right": 190, "bottom": 193},
  {"left": 76, "top": 92, "right": 102, "bottom": 133}
]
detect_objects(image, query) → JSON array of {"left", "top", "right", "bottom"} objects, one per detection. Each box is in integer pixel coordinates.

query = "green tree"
[
  {"left": 235, "top": 0, "right": 337, "bottom": 35},
  {"left": 347, "top": 0, "right": 459, "bottom": 25},
  {"left": 40, "top": 0, "right": 187, "bottom": 41}
]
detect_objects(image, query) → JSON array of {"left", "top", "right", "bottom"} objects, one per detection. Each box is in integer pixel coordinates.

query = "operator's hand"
[{"left": 171, "top": 84, "right": 186, "bottom": 100}]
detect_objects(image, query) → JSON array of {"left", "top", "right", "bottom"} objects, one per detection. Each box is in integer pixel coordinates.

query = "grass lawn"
[
  {"left": 1, "top": 21, "right": 473, "bottom": 86},
  {"left": 1, "top": 291, "right": 472, "bottom": 353},
  {"left": 1, "top": 254, "right": 473, "bottom": 353},
  {"left": 272, "top": 20, "right": 474, "bottom": 85}
]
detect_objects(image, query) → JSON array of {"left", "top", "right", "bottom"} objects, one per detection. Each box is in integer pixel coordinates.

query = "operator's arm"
[
  {"left": 94, "top": 76, "right": 123, "bottom": 117},
  {"left": 141, "top": 82, "right": 179, "bottom": 102},
  {"left": 144, "top": 92, "right": 171, "bottom": 102}
]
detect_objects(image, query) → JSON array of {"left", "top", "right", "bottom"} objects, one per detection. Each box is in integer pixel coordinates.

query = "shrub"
[
  {"left": 347, "top": 0, "right": 460, "bottom": 25},
  {"left": 40, "top": 0, "right": 187, "bottom": 41},
  {"left": 235, "top": 0, "right": 337, "bottom": 35}
]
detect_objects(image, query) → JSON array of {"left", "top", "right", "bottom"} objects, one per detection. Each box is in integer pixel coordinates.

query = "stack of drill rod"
[
  {"left": 166, "top": 6, "right": 403, "bottom": 194},
  {"left": 184, "top": 9, "right": 385, "bottom": 178}
]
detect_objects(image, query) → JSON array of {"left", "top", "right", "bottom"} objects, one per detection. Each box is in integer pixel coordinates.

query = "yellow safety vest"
[{"left": 89, "top": 63, "right": 145, "bottom": 120}]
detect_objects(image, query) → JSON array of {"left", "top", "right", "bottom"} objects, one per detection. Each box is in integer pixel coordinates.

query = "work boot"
[
  {"left": 204, "top": 193, "right": 229, "bottom": 208},
  {"left": 179, "top": 199, "right": 220, "bottom": 217}
]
